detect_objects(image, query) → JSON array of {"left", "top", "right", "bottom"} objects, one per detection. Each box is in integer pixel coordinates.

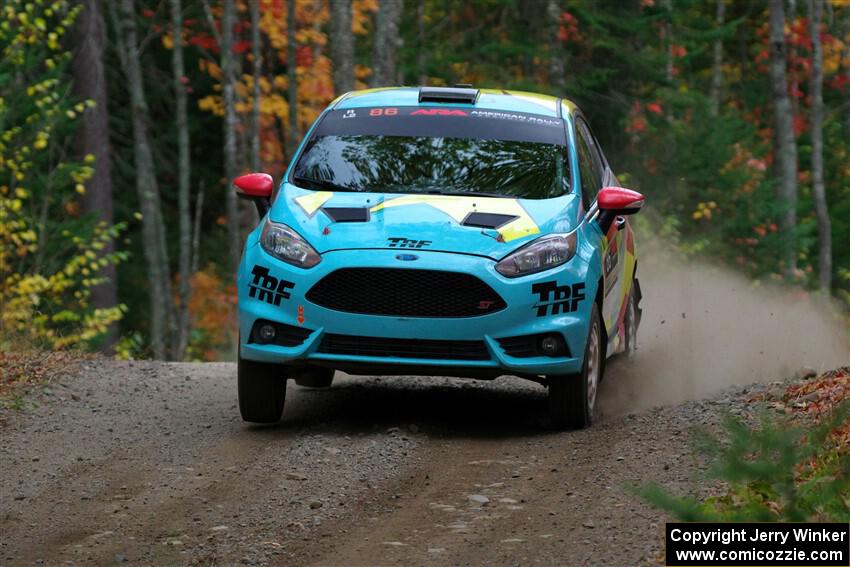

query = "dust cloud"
[{"left": 599, "top": 238, "right": 849, "bottom": 416}]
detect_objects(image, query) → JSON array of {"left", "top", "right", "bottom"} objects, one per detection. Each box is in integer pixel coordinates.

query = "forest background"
[{"left": 2, "top": 0, "right": 849, "bottom": 361}]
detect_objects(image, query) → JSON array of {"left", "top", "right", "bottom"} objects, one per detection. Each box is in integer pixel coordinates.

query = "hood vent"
[
  {"left": 461, "top": 212, "right": 517, "bottom": 229},
  {"left": 322, "top": 207, "right": 370, "bottom": 223}
]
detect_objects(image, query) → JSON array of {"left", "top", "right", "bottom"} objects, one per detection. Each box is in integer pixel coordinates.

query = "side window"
[
  {"left": 576, "top": 124, "right": 601, "bottom": 209},
  {"left": 577, "top": 118, "right": 605, "bottom": 191}
]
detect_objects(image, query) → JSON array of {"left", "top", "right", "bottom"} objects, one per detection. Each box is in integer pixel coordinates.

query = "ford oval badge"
[{"left": 395, "top": 254, "right": 418, "bottom": 262}]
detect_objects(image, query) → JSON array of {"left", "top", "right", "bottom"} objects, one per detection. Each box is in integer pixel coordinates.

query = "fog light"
[
  {"left": 539, "top": 334, "right": 565, "bottom": 356},
  {"left": 257, "top": 323, "right": 277, "bottom": 343}
]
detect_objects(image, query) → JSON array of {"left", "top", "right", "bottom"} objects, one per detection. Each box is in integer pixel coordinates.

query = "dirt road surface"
[
  {"left": 3, "top": 248, "right": 846, "bottom": 566},
  {"left": 2, "top": 359, "right": 750, "bottom": 567}
]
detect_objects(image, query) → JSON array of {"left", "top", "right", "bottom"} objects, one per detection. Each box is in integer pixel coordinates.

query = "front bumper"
[{"left": 237, "top": 241, "right": 595, "bottom": 377}]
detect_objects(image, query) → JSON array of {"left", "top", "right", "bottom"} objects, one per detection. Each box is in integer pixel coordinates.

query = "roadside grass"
[
  {"left": 0, "top": 350, "right": 92, "bottom": 413},
  {"left": 638, "top": 367, "right": 850, "bottom": 522}
]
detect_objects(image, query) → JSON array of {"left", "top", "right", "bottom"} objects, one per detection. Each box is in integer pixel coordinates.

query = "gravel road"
[
  {"left": 0, "top": 357, "right": 765, "bottom": 567},
  {"left": 3, "top": 245, "right": 845, "bottom": 566}
]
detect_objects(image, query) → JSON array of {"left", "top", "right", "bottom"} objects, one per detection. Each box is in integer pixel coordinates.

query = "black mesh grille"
[
  {"left": 497, "top": 336, "right": 540, "bottom": 358},
  {"left": 319, "top": 334, "right": 490, "bottom": 360},
  {"left": 306, "top": 268, "right": 506, "bottom": 318}
]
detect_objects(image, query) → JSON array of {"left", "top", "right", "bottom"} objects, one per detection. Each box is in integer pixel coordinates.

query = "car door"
[{"left": 575, "top": 117, "right": 625, "bottom": 345}]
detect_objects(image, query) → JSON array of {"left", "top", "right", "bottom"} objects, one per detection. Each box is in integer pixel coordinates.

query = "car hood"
[{"left": 268, "top": 184, "right": 581, "bottom": 260}]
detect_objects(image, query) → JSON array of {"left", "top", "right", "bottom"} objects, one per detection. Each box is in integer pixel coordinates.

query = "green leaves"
[{"left": 638, "top": 403, "right": 850, "bottom": 522}]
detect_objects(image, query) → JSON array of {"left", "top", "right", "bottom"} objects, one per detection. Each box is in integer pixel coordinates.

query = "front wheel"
[
  {"left": 238, "top": 353, "right": 287, "bottom": 423},
  {"left": 547, "top": 304, "right": 603, "bottom": 430}
]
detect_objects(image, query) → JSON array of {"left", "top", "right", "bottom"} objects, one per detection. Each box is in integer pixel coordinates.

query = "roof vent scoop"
[{"left": 418, "top": 86, "right": 479, "bottom": 104}]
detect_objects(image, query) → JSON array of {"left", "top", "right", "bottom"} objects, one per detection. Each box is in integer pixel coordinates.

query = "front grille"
[
  {"left": 497, "top": 335, "right": 541, "bottom": 358},
  {"left": 318, "top": 334, "right": 491, "bottom": 360},
  {"left": 306, "top": 268, "right": 506, "bottom": 318}
]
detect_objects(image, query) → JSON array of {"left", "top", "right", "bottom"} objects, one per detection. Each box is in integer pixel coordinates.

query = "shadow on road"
[{"left": 254, "top": 374, "right": 557, "bottom": 439}]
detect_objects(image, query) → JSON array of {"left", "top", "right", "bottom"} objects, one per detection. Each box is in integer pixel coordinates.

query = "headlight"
[
  {"left": 495, "top": 232, "right": 577, "bottom": 277},
  {"left": 260, "top": 219, "right": 321, "bottom": 268}
]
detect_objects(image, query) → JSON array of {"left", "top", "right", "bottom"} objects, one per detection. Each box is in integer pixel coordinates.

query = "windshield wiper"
[
  {"left": 426, "top": 189, "right": 508, "bottom": 198},
  {"left": 292, "top": 174, "right": 354, "bottom": 192}
]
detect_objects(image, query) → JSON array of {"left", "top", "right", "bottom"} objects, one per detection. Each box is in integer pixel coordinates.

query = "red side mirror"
[
  {"left": 597, "top": 186, "right": 644, "bottom": 214},
  {"left": 234, "top": 173, "right": 273, "bottom": 198}
]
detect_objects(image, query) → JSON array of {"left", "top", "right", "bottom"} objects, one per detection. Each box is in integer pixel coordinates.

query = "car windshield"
[{"left": 292, "top": 106, "right": 570, "bottom": 199}]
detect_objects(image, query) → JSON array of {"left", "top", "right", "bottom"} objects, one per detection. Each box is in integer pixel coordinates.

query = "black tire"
[
  {"left": 548, "top": 304, "right": 603, "bottom": 430},
  {"left": 238, "top": 353, "right": 286, "bottom": 423},
  {"left": 294, "top": 367, "right": 335, "bottom": 388}
]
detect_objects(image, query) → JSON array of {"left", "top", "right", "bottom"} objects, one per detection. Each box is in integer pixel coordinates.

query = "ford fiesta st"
[{"left": 234, "top": 86, "right": 644, "bottom": 429}]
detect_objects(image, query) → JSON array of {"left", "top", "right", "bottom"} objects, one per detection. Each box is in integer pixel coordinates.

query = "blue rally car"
[{"left": 234, "top": 86, "right": 644, "bottom": 429}]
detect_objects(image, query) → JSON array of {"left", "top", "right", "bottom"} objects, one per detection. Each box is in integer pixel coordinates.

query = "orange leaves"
[
  {"left": 186, "top": 265, "right": 237, "bottom": 361},
  {"left": 645, "top": 102, "right": 663, "bottom": 116},
  {"left": 352, "top": 0, "right": 378, "bottom": 35},
  {"left": 783, "top": 369, "right": 850, "bottom": 420},
  {"left": 557, "top": 12, "right": 579, "bottom": 43}
]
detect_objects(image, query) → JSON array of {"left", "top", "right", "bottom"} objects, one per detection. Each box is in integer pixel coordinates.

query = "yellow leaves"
[
  {"left": 33, "top": 132, "right": 48, "bottom": 150},
  {"left": 692, "top": 201, "right": 718, "bottom": 221},
  {"left": 198, "top": 58, "right": 222, "bottom": 80},
  {"left": 161, "top": 32, "right": 174, "bottom": 50},
  {"left": 198, "top": 95, "right": 225, "bottom": 116}
]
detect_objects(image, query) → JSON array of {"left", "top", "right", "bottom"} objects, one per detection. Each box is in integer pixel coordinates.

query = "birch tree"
[
  {"left": 287, "top": 0, "right": 299, "bottom": 158},
  {"left": 330, "top": 0, "right": 355, "bottom": 95},
  {"left": 251, "top": 0, "right": 262, "bottom": 171},
  {"left": 222, "top": 0, "right": 240, "bottom": 271},
  {"left": 709, "top": 0, "right": 726, "bottom": 115},
  {"left": 112, "top": 0, "right": 173, "bottom": 358},
  {"left": 169, "top": 0, "right": 193, "bottom": 358},
  {"left": 808, "top": 0, "right": 831, "bottom": 291},
  {"left": 768, "top": 0, "right": 798, "bottom": 279},
  {"left": 547, "top": 0, "right": 565, "bottom": 93},
  {"left": 372, "top": 0, "right": 403, "bottom": 86}
]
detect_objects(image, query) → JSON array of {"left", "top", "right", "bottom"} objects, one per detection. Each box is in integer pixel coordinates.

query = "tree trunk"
[
  {"left": 547, "top": 0, "right": 565, "bottom": 93},
  {"left": 251, "top": 0, "right": 262, "bottom": 171},
  {"left": 169, "top": 0, "right": 192, "bottom": 359},
  {"left": 844, "top": 10, "right": 850, "bottom": 137},
  {"left": 808, "top": 0, "right": 831, "bottom": 291},
  {"left": 416, "top": 1, "right": 426, "bottom": 85},
  {"left": 709, "top": 0, "right": 725, "bottom": 115},
  {"left": 663, "top": 0, "right": 674, "bottom": 84},
  {"left": 115, "top": 0, "right": 173, "bottom": 359},
  {"left": 72, "top": 0, "right": 118, "bottom": 350},
  {"left": 768, "top": 0, "right": 799, "bottom": 279},
  {"left": 330, "top": 0, "right": 354, "bottom": 95},
  {"left": 372, "top": 0, "right": 403, "bottom": 86},
  {"left": 287, "top": 0, "right": 299, "bottom": 159},
  {"left": 222, "top": 0, "right": 240, "bottom": 272}
]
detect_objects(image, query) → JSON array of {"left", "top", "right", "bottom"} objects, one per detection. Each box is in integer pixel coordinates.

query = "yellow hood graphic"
[{"left": 370, "top": 194, "right": 539, "bottom": 243}]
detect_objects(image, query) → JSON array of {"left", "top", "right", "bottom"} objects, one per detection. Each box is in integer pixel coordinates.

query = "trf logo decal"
[
  {"left": 249, "top": 265, "right": 294, "bottom": 306},
  {"left": 387, "top": 237, "right": 432, "bottom": 249},
  {"left": 531, "top": 281, "right": 586, "bottom": 317}
]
